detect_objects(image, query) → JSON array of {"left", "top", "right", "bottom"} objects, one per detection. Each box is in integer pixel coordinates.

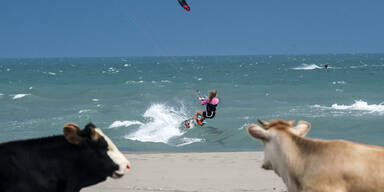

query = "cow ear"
[
  {"left": 247, "top": 124, "right": 270, "bottom": 141},
  {"left": 257, "top": 119, "right": 269, "bottom": 128},
  {"left": 85, "top": 122, "right": 100, "bottom": 141},
  {"left": 290, "top": 121, "right": 311, "bottom": 137},
  {"left": 63, "top": 123, "right": 82, "bottom": 145}
]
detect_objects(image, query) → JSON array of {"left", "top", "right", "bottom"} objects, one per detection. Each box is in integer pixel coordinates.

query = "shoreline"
[
  {"left": 83, "top": 151, "right": 285, "bottom": 192},
  {"left": 120, "top": 150, "right": 264, "bottom": 154}
]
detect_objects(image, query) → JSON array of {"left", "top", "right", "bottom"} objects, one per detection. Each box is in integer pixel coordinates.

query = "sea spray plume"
[
  {"left": 109, "top": 121, "right": 144, "bottom": 129},
  {"left": 124, "top": 103, "right": 189, "bottom": 143}
]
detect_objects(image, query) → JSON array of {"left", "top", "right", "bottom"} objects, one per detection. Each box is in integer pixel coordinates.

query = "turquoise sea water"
[{"left": 1, "top": 54, "right": 384, "bottom": 152}]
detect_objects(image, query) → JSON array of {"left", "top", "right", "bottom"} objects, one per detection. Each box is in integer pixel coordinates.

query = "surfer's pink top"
[{"left": 201, "top": 97, "right": 219, "bottom": 105}]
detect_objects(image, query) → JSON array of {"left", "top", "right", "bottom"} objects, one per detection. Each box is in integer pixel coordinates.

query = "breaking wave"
[
  {"left": 311, "top": 100, "right": 384, "bottom": 114},
  {"left": 292, "top": 64, "right": 322, "bottom": 70}
]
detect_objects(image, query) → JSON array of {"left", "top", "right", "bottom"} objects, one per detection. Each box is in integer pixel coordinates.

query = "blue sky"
[{"left": 1, "top": 0, "right": 383, "bottom": 57}]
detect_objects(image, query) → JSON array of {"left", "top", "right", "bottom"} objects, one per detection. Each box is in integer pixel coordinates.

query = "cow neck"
[
  {"left": 274, "top": 133, "right": 307, "bottom": 192},
  {"left": 1, "top": 135, "right": 64, "bottom": 147}
]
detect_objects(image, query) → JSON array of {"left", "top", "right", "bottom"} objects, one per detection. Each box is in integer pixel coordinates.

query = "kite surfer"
[
  {"left": 193, "top": 90, "right": 219, "bottom": 126},
  {"left": 183, "top": 90, "right": 219, "bottom": 128}
]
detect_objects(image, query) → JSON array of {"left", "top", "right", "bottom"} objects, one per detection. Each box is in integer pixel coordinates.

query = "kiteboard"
[{"left": 183, "top": 115, "right": 206, "bottom": 128}]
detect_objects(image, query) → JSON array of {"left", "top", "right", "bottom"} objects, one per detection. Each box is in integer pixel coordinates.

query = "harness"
[
  {"left": 206, "top": 102, "right": 217, "bottom": 112},
  {"left": 205, "top": 102, "right": 218, "bottom": 118}
]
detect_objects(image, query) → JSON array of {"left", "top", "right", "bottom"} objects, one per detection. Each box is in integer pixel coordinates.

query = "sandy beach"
[{"left": 82, "top": 152, "right": 285, "bottom": 192}]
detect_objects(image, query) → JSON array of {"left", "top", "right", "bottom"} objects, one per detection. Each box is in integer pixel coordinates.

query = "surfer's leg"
[
  {"left": 194, "top": 110, "right": 203, "bottom": 120},
  {"left": 203, "top": 111, "right": 215, "bottom": 120},
  {"left": 202, "top": 111, "right": 207, "bottom": 121}
]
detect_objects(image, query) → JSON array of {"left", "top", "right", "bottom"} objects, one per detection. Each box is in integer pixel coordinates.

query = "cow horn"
[
  {"left": 257, "top": 119, "right": 269, "bottom": 128},
  {"left": 63, "top": 123, "right": 82, "bottom": 145},
  {"left": 85, "top": 122, "right": 100, "bottom": 141}
]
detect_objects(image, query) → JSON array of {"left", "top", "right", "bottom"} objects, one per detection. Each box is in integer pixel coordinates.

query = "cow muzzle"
[{"left": 112, "top": 163, "right": 131, "bottom": 179}]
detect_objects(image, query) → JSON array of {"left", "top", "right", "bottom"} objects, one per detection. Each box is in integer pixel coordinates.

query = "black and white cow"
[{"left": 0, "top": 123, "right": 131, "bottom": 192}]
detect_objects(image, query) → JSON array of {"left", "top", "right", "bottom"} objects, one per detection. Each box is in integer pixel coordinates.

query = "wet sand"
[{"left": 82, "top": 152, "right": 285, "bottom": 192}]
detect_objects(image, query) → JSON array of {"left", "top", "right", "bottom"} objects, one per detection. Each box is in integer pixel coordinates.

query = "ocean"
[{"left": 1, "top": 54, "right": 384, "bottom": 152}]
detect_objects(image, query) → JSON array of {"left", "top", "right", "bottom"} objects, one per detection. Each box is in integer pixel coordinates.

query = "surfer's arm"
[{"left": 201, "top": 99, "right": 209, "bottom": 105}]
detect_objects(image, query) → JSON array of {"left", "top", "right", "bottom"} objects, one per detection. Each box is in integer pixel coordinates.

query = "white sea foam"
[
  {"left": 124, "top": 103, "right": 193, "bottom": 144},
  {"left": 335, "top": 89, "right": 344, "bottom": 92},
  {"left": 109, "top": 120, "right": 143, "bottom": 129},
  {"left": 292, "top": 64, "right": 322, "bottom": 70},
  {"left": 311, "top": 100, "right": 384, "bottom": 114},
  {"left": 331, "top": 100, "right": 384, "bottom": 113},
  {"left": 102, "top": 67, "right": 119, "bottom": 74},
  {"left": 125, "top": 80, "right": 144, "bottom": 84},
  {"left": 92, "top": 98, "right": 99, "bottom": 102},
  {"left": 176, "top": 138, "right": 203, "bottom": 147},
  {"left": 43, "top": 71, "right": 56, "bottom": 75},
  {"left": 12, "top": 94, "right": 31, "bottom": 100},
  {"left": 78, "top": 109, "right": 91, "bottom": 114},
  {"left": 332, "top": 81, "right": 347, "bottom": 85}
]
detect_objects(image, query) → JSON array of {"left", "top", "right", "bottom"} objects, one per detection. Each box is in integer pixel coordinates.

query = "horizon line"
[{"left": 0, "top": 52, "right": 384, "bottom": 60}]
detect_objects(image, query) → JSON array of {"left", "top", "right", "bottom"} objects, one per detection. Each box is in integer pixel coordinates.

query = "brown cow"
[{"left": 247, "top": 119, "right": 384, "bottom": 192}]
